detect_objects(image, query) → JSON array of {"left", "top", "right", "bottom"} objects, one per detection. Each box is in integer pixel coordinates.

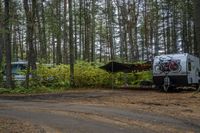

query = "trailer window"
[{"left": 188, "top": 62, "right": 191, "bottom": 71}]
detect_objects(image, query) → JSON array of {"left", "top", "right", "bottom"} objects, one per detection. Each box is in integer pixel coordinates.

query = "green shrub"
[
  {"left": 74, "top": 62, "right": 111, "bottom": 87},
  {"left": 30, "top": 62, "right": 111, "bottom": 88},
  {"left": 112, "top": 71, "right": 152, "bottom": 86},
  {"left": 114, "top": 72, "right": 137, "bottom": 85},
  {"left": 0, "top": 62, "right": 153, "bottom": 93},
  {"left": 33, "top": 64, "right": 70, "bottom": 88},
  {"left": 30, "top": 62, "right": 152, "bottom": 88},
  {"left": 131, "top": 71, "right": 152, "bottom": 85}
]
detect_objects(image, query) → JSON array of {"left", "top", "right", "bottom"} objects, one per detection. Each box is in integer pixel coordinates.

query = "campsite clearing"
[{"left": 0, "top": 89, "right": 200, "bottom": 133}]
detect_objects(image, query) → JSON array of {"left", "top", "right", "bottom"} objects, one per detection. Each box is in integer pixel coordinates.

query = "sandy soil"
[{"left": 0, "top": 117, "right": 45, "bottom": 133}]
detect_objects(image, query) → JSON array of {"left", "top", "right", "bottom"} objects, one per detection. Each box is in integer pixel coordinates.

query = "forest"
[{"left": 0, "top": 0, "right": 200, "bottom": 91}]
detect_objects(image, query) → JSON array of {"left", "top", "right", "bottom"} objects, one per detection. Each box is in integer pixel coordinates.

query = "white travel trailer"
[{"left": 153, "top": 53, "right": 200, "bottom": 91}]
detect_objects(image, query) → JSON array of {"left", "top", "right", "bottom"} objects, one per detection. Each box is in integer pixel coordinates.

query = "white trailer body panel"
[{"left": 153, "top": 53, "right": 200, "bottom": 86}]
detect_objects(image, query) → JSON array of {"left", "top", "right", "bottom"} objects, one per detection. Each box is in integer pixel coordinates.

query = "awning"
[{"left": 100, "top": 61, "right": 152, "bottom": 73}]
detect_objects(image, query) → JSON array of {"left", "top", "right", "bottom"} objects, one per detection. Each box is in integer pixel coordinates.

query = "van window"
[
  {"left": 19, "top": 64, "right": 27, "bottom": 70},
  {"left": 11, "top": 64, "right": 27, "bottom": 75},
  {"left": 11, "top": 64, "right": 18, "bottom": 74},
  {"left": 188, "top": 62, "right": 191, "bottom": 71}
]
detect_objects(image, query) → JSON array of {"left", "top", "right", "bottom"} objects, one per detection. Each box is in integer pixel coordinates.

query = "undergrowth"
[{"left": 0, "top": 61, "right": 152, "bottom": 94}]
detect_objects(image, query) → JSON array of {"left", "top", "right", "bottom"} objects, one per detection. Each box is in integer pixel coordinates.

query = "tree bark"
[
  {"left": 0, "top": 0, "right": 3, "bottom": 66},
  {"left": 63, "top": 0, "right": 68, "bottom": 64},
  {"left": 35, "top": 0, "right": 47, "bottom": 63},
  {"left": 69, "top": 0, "right": 74, "bottom": 87},
  {"left": 56, "top": 0, "right": 62, "bottom": 64},
  {"left": 107, "top": 0, "right": 114, "bottom": 60},
  {"left": 91, "top": 0, "right": 96, "bottom": 62},
  {"left": 166, "top": 8, "right": 171, "bottom": 54},
  {"left": 41, "top": 0, "right": 47, "bottom": 62},
  {"left": 23, "top": 0, "right": 37, "bottom": 88},
  {"left": 79, "top": 0, "right": 82, "bottom": 60},
  {"left": 154, "top": 0, "right": 159, "bottom": 56},
  {"left": 171, "top": 1, "right": 177, "bottom": 53},
  {"left": 52, "top": 33, "right": 56, "bottom": 64},
  {"left": 74, "top": 1, "right": 78, "bottom": 61},
  {"left": 83, "top": 1, "right": 90, "bottom": 62},
  {"left": 4, "top": 0, "right": 13, "bottom": 88},
  {"left": 193, "top": 0, "right": 200, "bottom": 57}
]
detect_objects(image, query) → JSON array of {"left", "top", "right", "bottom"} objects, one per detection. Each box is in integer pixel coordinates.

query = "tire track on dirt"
[{"left": 1, "top": 99, "right": 199, "bottom": 133}]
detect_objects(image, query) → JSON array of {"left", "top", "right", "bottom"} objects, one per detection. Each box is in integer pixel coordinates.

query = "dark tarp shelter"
[{"left": 100, "top": 61, "right": 152, "bottom": 73}]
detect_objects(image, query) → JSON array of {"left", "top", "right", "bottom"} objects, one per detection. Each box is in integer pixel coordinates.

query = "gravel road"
[{"left": 0, "top": 89, "right": 200, "bottom": 133}]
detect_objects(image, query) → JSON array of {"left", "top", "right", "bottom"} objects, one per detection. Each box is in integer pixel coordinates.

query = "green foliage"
[
  {"left": 0, "top": 62, "right": 153, "bottom": 94},
  {"left": 74, "top": 62, "right": 111, "bottom": 87},
  {"left": 0, "top": 71, "right": 3, "bottom": 87},
  {"left": 33, "top": 64, "right": 70, "bottom": 88},
  {"left": 114, "top": 71, "right": 152, "bottom": 86},
  {"left": 30, "top": 62, "right": 111, "bottom": 88},
  {"left": 0, "top": 88, "right": 10, "bottom": 94},
  {"left": 131, "top": 71, "right": 152, "bottom": 85},
  {"left": 114, "top": 72, "right": 136, "bottom": 85}
]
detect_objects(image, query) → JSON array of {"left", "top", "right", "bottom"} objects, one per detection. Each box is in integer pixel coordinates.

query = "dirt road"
[{"left": 0, "top": 89, "right": 200, "bottom": 133}]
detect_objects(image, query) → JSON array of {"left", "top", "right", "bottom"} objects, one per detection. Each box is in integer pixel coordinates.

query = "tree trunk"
[
  {"left": 74, "top": 1, "right": 78, "bottom": 61},
  {"left": 52, "top": 33, "right": 56, "bottom": 64},
  {"left": 107, "top": 0, "right": 114, "bottom": 60},
  {"left": 127, "top": 2, "right": 134, "bottom": 62},
  {"left": 12, "top": 25, "right": 18, "bottom": 60},
  {"left": 23, "top": 0, "right": 37, "bottom": 88},
  {"left": 79, "top": 0, "right": 82, "bottom": 60},
  {"left": 182, "top": 4, "right": 188, "bottom": 53},
  {"left": 134, "top": 0, "right": 140, "bottom": 60},
  {"left": 162, "top": 8, "right": 167, "bottom": 54},
  {"left": 0, "top": 0, "right": 3, "bottom": 67},
  {"left": 41, "top": 0, "right": 47, "bottom": 62},
  {"left": 166, "top": 9, "right": 171, "bottom": 54},
  {"left": 35, "top": 1, "right": 43, "bottom": 62},
  {"left": 4, "top": 0, "right": 13, "bottom": 88},
  {"left": 99, "top": 20, "right": 103, "bottom": 63},
  {"left": 193, "top": 0, "right": 200, "bottom": 57},
  {"left": 35, "top": 0, "right": 47, "bottom": 63},
  {"left": 171, "top": 1, "right": 177, "bottom": 53},
  {"left": 116, "top": 0, "right": 124, "bottom": 62},
  {"left": 154, "top": 0, "right": 159, "bottom": 56},
  {"left": 63, "top": 0, "right": 68, "bottom": 64},
  {"left": 56, "top": 0, "right": 62, "bottom": 64},
  {"left": 18, "top": 24, "right": 24, "bottom": 60},
  {"left": 83, "top": 1, "right": 90, "bottom": 62},
  {"left": 143, "top": 0, "right": 148, "bottom": 60},
  {"left": 118, "top": 0, "right": 128, "bottom": 62},
  {"left": 69, "top": 0, "right": 74, "bottom": 87},
  {"left": 91, "top": 0, "right": 96, "bottom": 62}
]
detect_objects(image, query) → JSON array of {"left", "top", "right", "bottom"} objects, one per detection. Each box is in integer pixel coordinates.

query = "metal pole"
[{"left": 112, "top": 61, "right": 114, "bottom": 90}]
